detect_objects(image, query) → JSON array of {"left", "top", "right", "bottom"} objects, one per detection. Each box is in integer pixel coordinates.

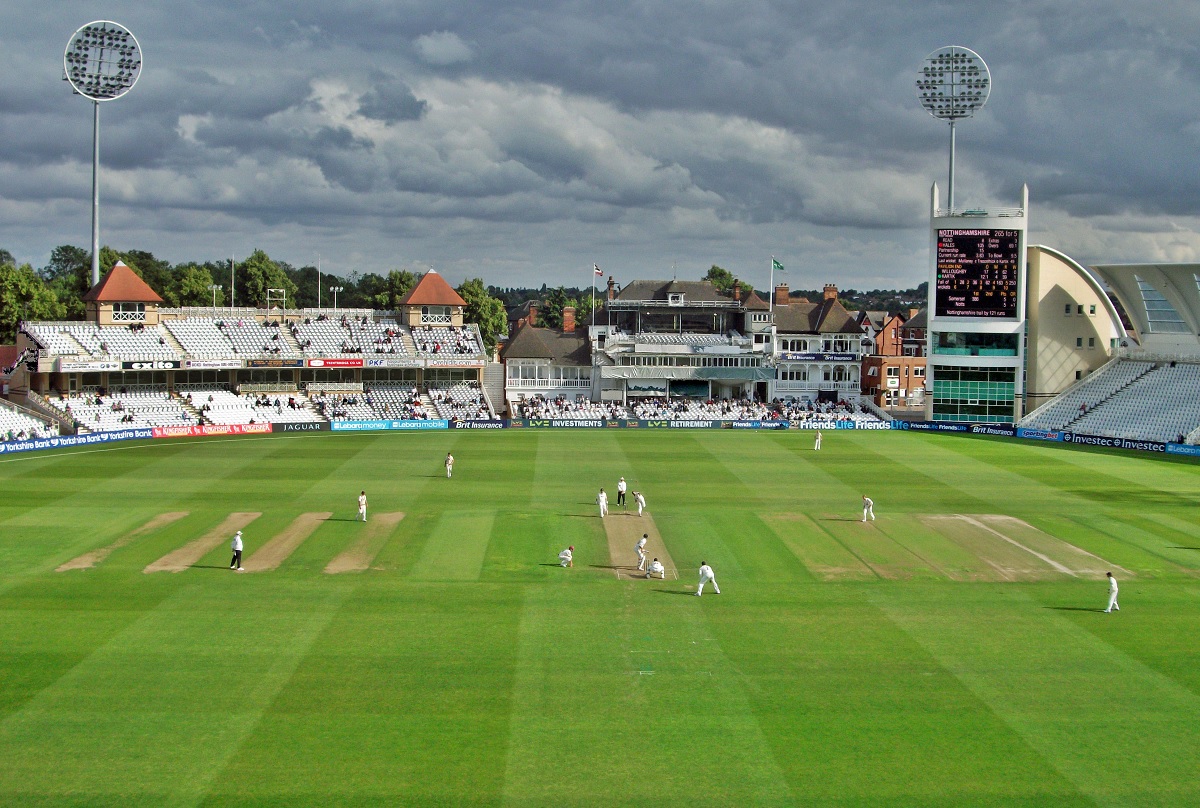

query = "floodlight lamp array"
[
  {"left": 64, "top": 21, "right": 142, "bottom": 101},
  {"left": 916, "top": 46, "right": 990, "bottom": 121}
]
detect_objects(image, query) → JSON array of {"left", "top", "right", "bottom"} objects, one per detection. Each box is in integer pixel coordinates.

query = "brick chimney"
[
  {"left": 823, "top": 284, "right": 838, "bottom": 301},
  {"left": 775, "top": 284, "right": 789, "bottom": 306},
  {"left": 562, "top": 306, "right": 576, "bottom": 334},
  {"left": 733, "top": 280, "right": 741, "bottom": 302},
  {"left": 528, "top": 302, "right": 538, "bottom": 327},
  {"left": 607, "top": 276, "right": 616, "bottom": 301}
]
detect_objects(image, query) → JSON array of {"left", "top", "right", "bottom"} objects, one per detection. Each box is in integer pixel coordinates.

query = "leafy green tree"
[
  {"left": 235, "top": 249, "right": 297, "bottom": 308},
  {"left": 372, "top": 270, "right": 416, "bottom": 311},
  {"left": 0, "top": 249, "right": 14, "bottom": 266},
  {"left": 704, "top": 265, "right": 735, "bottom": 294},
  {"left": 0, "top": 263, "right": 67, "bottom": 342},
  {"left": 40, "top": 245, "right": 91, "bottom": 320},
  {"left": 456, "top": 277, "right": 507, "bottom": 354},
  {"left": 702, "top": 265, "right": 754, "bottom": 299},
  {"left": 539, "top": 287, "right": 572, "bottom": 329},
  {"left": 168, "top": 264, "right": 222, "bottom": 307}
]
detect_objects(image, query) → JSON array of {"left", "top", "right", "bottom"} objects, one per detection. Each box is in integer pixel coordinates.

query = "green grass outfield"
[{"left": 1, "top": 428, "right": 1199, "bottom": 806}]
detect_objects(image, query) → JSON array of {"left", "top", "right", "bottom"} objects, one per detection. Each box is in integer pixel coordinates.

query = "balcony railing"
[{"left": 506, "top": 378, "right": 592, "bottom": 388}]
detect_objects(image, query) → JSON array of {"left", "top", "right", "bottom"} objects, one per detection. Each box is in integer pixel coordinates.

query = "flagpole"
[{"left": 769, "top": 255, "right": 775, "bottom": 314}]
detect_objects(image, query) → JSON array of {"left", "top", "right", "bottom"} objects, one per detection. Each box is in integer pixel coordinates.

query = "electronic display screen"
[{"left": 935, "top": 229, "right": 1020, "bottom": 318}]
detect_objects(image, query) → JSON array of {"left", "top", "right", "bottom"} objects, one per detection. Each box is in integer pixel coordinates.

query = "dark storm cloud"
[
  {"left": 3, "top": 0, "right": 1200, "bottom": 286},
  {"left": 358, "top": 74, "right": 428, "bottom": 123}
]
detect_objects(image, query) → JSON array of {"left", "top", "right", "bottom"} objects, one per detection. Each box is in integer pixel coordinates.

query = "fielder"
[
  {"left": 636, "top": 533, "right": 648, "bottom": 570},
  {"left": 862, "top": 495, "right": 875, "bottom": 522},
  {"left": 814, "top": 430, "right": 822, "bottom": 450},
  {"left": 559, "top": 545, "right": 574, "bottom": 568},
  {"left": 445, "top": 452, "right": 454, "bottom": 478},
  {"left": 696, "top": 561, "right": 719, "bottom": 596},
  {"left": 617, "top": 477, "right": 628, "bottom": 510},
  {"left": 633, "top": 491, "right": 646, "bottom": 517},
  {"left": 646, "top": 558, "right": 666, "bottom": 580},
  {"left": 1104, "top": 572, "right": 1120, "bottom": 613},
  {"left": 230, "top": 530, "right": 244, "bottom": 571},
  {"left": 597, "top": 488, "right": 609, "bottom": 518},
  {"left": 358, "top": 490, "right": 368, "bottom": 522}
]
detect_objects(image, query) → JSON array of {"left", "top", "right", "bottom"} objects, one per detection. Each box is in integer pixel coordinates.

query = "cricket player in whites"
[
  {"left": 646, "top": 558, "right": 666, "bottom": 579},
  {"left": 597, "top": 487, "right": 609, "bottom": 518},
  {"left": 358, "top": 490, "right": 368, "bottom": 522},
  {"left": 559, "top": 546, "right": 574, "bottom": 568},
  {"left": 696, "top": 561, "right": 719, "bottom": 596},
  {"left": 633, "top": 491, "right": 646, "bottom": 517},
  {"left": 814, "top": 429, "right": 822, "bottom": 450},
  {"left": 445, "top": 452, "right": 454, "bottom": 478},
  {"left": 1104, "top": 572, "right": 1120, "bottom": 613},
  {"left": 635, "top": 533, "right": 648, "bottom": 570},
  {"left": 862, "top": 495, "right": 875, "bottom": 522}
]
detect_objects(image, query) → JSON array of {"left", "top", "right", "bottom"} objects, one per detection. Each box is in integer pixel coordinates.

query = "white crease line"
[{"left": 957, "top": 514, "right": 1077, "bottom": 576}]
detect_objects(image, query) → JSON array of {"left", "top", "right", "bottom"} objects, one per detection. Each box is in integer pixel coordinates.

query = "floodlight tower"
[
  {"left": 916, "top": 46, "right": 990, "bottom": 213},
  {"left": 63, "top": 21, "right": 143, "bottom": 286}
]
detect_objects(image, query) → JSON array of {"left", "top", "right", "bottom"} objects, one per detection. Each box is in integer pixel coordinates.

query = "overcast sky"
[{"left": 3, "top": 1, "right": 1199, "bottom": 292}]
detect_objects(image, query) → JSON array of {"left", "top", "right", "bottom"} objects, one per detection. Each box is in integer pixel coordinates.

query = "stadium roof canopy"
[{"left": 1089, "top": 263, "right": 1200, "bottom": 342}]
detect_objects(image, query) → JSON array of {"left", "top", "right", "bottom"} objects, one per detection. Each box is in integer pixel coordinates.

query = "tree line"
[
  {"left": 1, "top": 247, "right": 928, "bottom": 350},
  {"left": 0, "top": 245, "right": 507, "bottom": 352}
]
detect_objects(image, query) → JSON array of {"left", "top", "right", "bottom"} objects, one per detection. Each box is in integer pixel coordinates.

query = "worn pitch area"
[
  {"left": 242, "top": 512, "right": 333, "bottom": 572},
  {"left": 324, "top": 512, "right": 406, "bottom": 574},
  {"left": 143, "top": 512, "right": 262, "bottom": 573},
  {"left": 57, "top": 511, "right": 189, "bottom": 572},
  {"left": 603, "top": 512, "right": 679, "bottom": 580}
]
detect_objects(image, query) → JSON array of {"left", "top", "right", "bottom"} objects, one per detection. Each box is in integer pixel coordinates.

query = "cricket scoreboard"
[{"left": 935, "top": 228, "right": 1020, "bottom": 318}]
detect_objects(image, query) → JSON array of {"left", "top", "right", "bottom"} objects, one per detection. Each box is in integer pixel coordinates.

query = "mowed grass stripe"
[
  {"left": 242, "top": 512, "right": 332, "bottom": 572},
  {"left": 501, "top": 583, "right": 796, "bottom": 807},
  {"left": 482, "top": 510, "right": 605, "bottom": 582},
  {"left": 324, "top": 511, "right": 406, "bottom": 574},
  {"left": 881, "top": 512, "right": 1004, "bottom": 581},
  {"left": 1070, "top": 513, "right": 1200, "bottom": 576},
  {"left": 708, "top": 584, "right": 1089, "bottom": 804},
  {"left": 204, "top": 582, "right": 522, "bottom": 804},
  {"left": 822, "top": 516, "right": 942, "bottom": 580},
  {"left": 57, "top": 511, "right": 190, "bottom": 572},
  {"left": 409, "top": 511, "right": 496, "bottom": 581},
  {"left": 0, "top": 584, "right": 350, "bottom": 805},
  {"left": 763, "top": 512, "right": 876, "bottom": 580},
  {"left": 877, "top": 585, "right": 1200, "bottom": 805}
]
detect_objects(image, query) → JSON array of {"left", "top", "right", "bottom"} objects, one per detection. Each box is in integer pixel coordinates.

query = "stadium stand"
[
  {"left": 312, "top": 385, "right": 432, "bottom": 421},
  {"left": 49, "top": 388, "right": 195, "bottom": 432},
  {"left": 1021, "top": 359, "right": 1200, "bottom": 443},
  {"left": 427, "top": 382, "right": 493, "bottom": 420},
  {"left": 0, "top": 400, "right": 60, "bottom": 440},
  {"left": 1020, "top": 360, "right": 1155, "bottom": 432},
  {"left": 411, "top": 326, "right": 482, "bottom": 357},
  {"left": 774, "top": 399, "right": 883, "bottom": 424},
  {"left": 512, "top": 394, "right": 630, "bottom": 420},
  {"left": 25, "top": 323, "right": 180, "bottom": 360},
  {"left": 162, "top": 318, "right": 237, "bottom": 358},
  {"left": 219, "top": 319, "right": 300, "bottom": 357},
  {"left": 292, "top": 316, "right": 408, "bottom": 356},
  {"left": 178, "top": 388, "right": 324, "bottom": 425}
]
